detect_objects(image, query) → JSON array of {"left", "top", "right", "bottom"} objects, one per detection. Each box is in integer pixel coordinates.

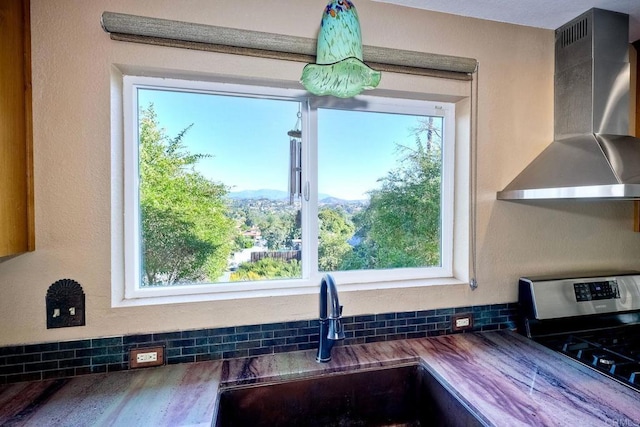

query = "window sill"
[{"left": 111, "top": 276, "right": 470, "bottom": 308}]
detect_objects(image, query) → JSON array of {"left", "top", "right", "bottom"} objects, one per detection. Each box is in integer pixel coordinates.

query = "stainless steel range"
[{"left": 518, "top": 272, "right": 640, "bottom": 392}]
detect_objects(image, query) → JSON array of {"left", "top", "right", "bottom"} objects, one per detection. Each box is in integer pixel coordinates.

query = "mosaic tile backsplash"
[{"left": 0, "top": 303, "right": 517, "bottom": 385}]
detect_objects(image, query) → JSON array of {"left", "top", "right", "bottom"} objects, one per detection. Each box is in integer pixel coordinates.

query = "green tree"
[
  {"left": 347, "top": 118, "right": 442, "bottom": 269},
  {"left": 260, "top": 213, "right": 284, "bottom": 250},
  {"left": 318, "top": 207, "right": 354, "bottom": 271},
  {"left": 234, "top": 234, "right": 254, "bottom": 251},
  {"left": 230, "top": 257, "right": 301, "bottom": 281},
  {"left": 258, "top": 211, "right": 299, "bottom": 250},
  {"left": 285, "top": 209, "right": 302, "bottom": 249},
  {"left": 139, "top": 105, "right": 235, "bottom": 286}
]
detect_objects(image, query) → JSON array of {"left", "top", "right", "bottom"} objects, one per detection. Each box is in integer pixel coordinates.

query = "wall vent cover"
[{"left": 560, "top": 17, "right": 588, "bottom": 48}]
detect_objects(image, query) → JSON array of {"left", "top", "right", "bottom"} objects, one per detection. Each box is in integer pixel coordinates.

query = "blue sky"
[{"left": 139, "top": 89, "right": 434, "bottom": 200}]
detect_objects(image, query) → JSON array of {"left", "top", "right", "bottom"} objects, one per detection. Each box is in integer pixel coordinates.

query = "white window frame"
[{"left": 113, "top": 75, "right": 464, "bottom": 307}]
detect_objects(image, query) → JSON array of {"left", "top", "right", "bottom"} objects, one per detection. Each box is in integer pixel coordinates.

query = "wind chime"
[{"left": 288, "top": 107, "right": 302, "bottom": 205}]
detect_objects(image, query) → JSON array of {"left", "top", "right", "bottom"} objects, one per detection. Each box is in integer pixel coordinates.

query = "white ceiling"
[{"left": 373, "top": 0, "right": 640, "bottom": 42}]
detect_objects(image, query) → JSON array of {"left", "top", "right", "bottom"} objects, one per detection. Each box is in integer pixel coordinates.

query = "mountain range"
[{"left": 228, "top": 189, "right": 358, "bottom": 202}]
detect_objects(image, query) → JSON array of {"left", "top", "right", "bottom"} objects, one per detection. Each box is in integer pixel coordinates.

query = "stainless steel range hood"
[{"left": 497, "top": 8, "right": 640, "bottom": 200}]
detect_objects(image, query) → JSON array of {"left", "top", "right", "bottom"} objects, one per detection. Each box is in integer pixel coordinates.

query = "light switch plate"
[{"left": 46, "top": 279, "right": 86, "bottom": 329}]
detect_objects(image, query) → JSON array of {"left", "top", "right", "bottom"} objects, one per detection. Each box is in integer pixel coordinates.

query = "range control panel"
[
  {"left": 574, "top": 280, "right": 620, "bottom": 302},
  {"left": 519, "top": 272, "right": 640, "bottom": 320}
]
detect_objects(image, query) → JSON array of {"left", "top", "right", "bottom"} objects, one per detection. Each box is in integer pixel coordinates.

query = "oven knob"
[{"left": 598, "top": 358, "right": 615, "bottom": 367}]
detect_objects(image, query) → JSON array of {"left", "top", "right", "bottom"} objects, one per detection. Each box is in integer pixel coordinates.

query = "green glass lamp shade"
[{"left": 301, "top": 0, "right": 381, "bottom": 98}]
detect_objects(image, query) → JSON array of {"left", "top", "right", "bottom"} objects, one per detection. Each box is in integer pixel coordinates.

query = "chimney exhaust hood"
[{"left": 497, "top": 8, "right": 640, "bottom": 201}]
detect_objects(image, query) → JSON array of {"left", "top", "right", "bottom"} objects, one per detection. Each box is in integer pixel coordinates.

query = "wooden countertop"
[{"left": 1, "top": 331, "right": 638, "bottom": 426}]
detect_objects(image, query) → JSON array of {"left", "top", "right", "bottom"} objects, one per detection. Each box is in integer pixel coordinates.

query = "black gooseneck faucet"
[{"left": 316, "top": 274, "right": 345, "bottom": 363}]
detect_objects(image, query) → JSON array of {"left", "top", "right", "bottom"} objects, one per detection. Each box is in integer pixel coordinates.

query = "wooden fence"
[{"left": 251, "top": 250, "right": 301, "bottom": 263}]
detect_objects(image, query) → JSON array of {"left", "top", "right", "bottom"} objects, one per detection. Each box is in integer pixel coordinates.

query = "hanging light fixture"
[{"left": 301, "top": 0, "right": 381, "bottom": 98}]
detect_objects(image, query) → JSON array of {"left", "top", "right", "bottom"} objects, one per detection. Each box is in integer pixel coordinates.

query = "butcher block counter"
[{"left": 1, "top": 331, "right": 638, "bottom": 426}]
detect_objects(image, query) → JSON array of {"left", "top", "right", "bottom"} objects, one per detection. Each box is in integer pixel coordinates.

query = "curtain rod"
[{"left": 101, "top": 12, "right": 478, "bottom": 81}]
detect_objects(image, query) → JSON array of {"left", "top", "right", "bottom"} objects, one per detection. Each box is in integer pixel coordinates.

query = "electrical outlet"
[
  {"left": 456, "top": 317, "right": 470, "bottom": 328},
  {"left": 130, "top": 346, "right": 164, "bottom": 368},
  {"left": 452, "top": 314, "right": 474, "bottom": 331},
  {"left": 136, "top": 351, "right": 158, "bottom": 363}
]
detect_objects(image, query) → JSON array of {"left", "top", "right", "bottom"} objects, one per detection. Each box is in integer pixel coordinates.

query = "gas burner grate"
[{"left": 540, "top": 330, "right": 640, "bottom": 390}]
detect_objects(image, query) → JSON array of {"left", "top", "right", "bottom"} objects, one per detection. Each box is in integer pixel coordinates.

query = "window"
[{"left": 118, "top": 75, "right": 461, "bottom": 305}]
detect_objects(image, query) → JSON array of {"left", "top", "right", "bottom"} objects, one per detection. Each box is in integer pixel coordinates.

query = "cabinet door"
[
  {"left": 0, "top": 0, "right": 34, "bottom": 257},
  {"left": 635, "top": 41, "right": 640, "bottom": 231}
]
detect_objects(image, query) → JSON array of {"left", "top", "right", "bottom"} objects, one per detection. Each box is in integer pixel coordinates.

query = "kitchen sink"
[{"left": 213, "top": 363, "right": 488, "bottom": 427}]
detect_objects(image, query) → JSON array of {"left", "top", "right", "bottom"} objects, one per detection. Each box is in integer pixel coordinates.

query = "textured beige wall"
[{"left": 1, "top": 0, "right": 639, "bottom": 346}]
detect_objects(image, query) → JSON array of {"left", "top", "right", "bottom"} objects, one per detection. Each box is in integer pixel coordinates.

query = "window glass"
[
  {"left": 121, "top": 76, "right": 458, "bottom": 302},
  {"left": 137, "top": 88, "right": 302, "bottom": 286},
  {"left": 317, "top": 109, "right": 443, "bottom": 272}
]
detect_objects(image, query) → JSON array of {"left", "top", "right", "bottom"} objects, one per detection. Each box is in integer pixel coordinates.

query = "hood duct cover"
[{"left": 497, "top": 8, "right": 640, "bottom": 200}]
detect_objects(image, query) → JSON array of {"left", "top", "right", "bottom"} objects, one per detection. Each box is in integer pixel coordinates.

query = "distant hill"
[
  {"left": 229, "top": 189, "right": 340, "bottom": 201},
  {"left": 319, "top": 196, "right": 350, "bottom": 204},
  {"left": 228, "top": 189, "right": 288, "bottom": 200}
]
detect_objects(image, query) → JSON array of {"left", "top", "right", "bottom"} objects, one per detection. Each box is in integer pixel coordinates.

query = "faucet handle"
[{"left": 328, "top": 318, "right": 346, "bottom": 341}]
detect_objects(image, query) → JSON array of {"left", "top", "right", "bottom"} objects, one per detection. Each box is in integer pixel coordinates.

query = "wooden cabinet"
[
  {"left": 635, "top": 41, "right": 640, "bottom": 143},
  {"left": 635, "top": 41, "right": 640, "bottom": 231},
  {"left": 0, "top": 0, "right": 34, "bottom": 257}
]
